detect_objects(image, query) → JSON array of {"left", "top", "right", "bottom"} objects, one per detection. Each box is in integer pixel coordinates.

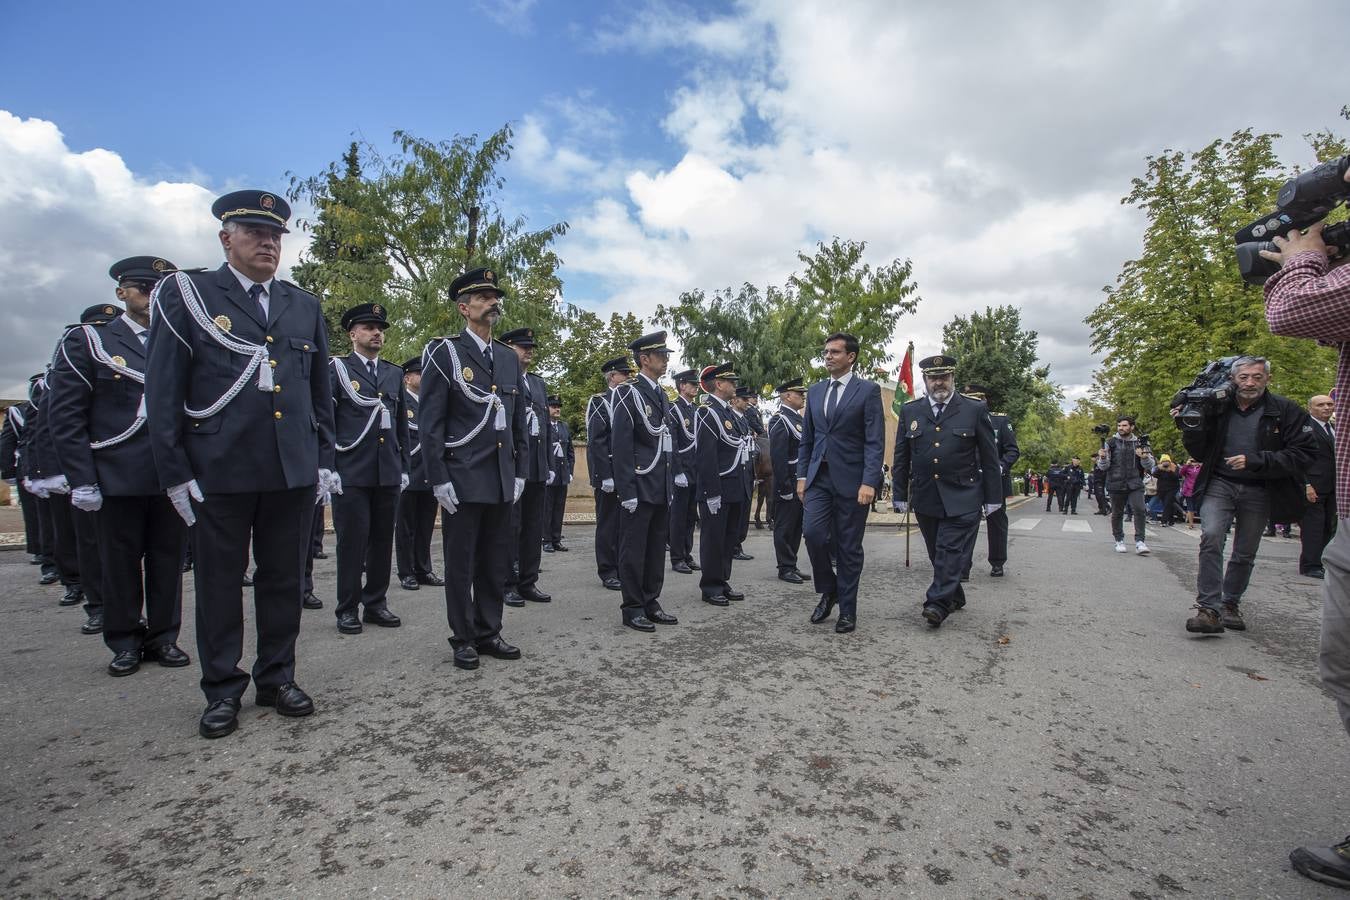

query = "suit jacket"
[
  {"left": 418, "top": 329, "right": 528, "bottom": 505},
  {"left": 1306, "top": 419, "right": 1336, "bottom": 495},
  {"left": 521, "top": 371, "right": 550, "bottom": 483},
  {"left": 610, "top": 376, "right": 673, "bottom": 506},
  {"left": 330, "top": 354, "right": 410, "bottom": 488},
  {"left": 405, "top": 388, "right": 430, "bottom": 491},
  {"left": 695, "top": 394, "right": 752, "bottom": 503},
  {"left": 769, "top": 406, "right": 804, "bottom": 497},
  {"left": 992, "top": 412, "right": 1021, "bottom": 498},
  {"left": 145, "top": 264, "right": 336, "bottom": 493},
  {"left": 586, "top": 390, "right": 615, "bottom": 488},
  {"left": 796, "top": 374, "right": 885, "bottom": 496},
  {"left": 549, "top": 418, "right": 575, "bottom": 486},
  {"left": 892, "top": 393, "right": 1002, "bottom": 517},
  {"left": 46, "top": 317, "right": 161, "bottom": 496},
  {"left": 667, "top": 396, "right": 699, "bottom": 485}
]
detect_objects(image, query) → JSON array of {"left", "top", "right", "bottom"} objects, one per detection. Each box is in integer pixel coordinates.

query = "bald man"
[{"left": 1301, "top": 394, "right": 1337, "bottom": 578}]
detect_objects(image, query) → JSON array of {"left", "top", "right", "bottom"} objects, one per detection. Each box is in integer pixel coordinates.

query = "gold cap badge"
[
  {"left": 213, "top": 314, "right": 232, "bottom": 332},
  {"left": 104, "top": 305, "right": 116, "bottom": 316},
  {"left": 152, "top": 259, "right": 167, "bottom": 272},
  {"left": 260, "top": 193, "right": 276, "bottom": 211},
  {"left": 373, "top": 304, "right": 383, "bottom": 316}
]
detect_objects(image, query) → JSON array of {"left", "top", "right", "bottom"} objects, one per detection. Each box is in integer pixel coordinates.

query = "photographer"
[
  {"left": 1174, "top": 357, "right": 1315, "bottom": 636},
  {"left": 1104, "top": 417, "right": 1154, "bottom": 554}
]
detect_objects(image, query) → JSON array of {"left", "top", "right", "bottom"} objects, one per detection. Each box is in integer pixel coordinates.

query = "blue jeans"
[{"left": 1196, "top": 478, "right": 1270, "bottom": 611}]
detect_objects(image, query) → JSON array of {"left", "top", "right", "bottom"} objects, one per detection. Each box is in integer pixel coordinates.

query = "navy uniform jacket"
[
  {"left": 611, "top": 376, "right": 673, "bottom": 505},
  {"left": 696, "top": 394, "right": 752, "bottom": 503},
  {"left": 892, "top": 393, "right": 1002, "bottom": 517},
  {"left": 1, "top": 401, "right": 32, "bottom": 480},
  {"left": 667, "top": 396, "right": 699, "bottom": 485},
  {"left": 744, "top": 404, "right": 765, "bottom": 436},
  {"left": 796, "top": 376, "right": 886, "bottom": 495},
  {"left": 550, "top": 418, "right": 576, "bottom": 485},
  {"left": 330, "top": 354, "right": 410, "bottom": 488},
  {"left": 46, "top": 317, "right": 160, "bottom": 496},
  {"left": 520, "top": 372, "right": 550, "bottom": 484},
  {"left": 992, "top": 412, "right": 1021, "bottom": 498},
  {"left": 145, "top": 265, "right": 336, "bottom": 493},
  {"left": 26, "top": 358, "right": 65, "bottom": 481},
  {"left": 586, "top": 390, "right": 615, "bottom": 488},
  {"left": 769, "top": 407, "right": 804, "bottom": 497},
  {"left": 419, "top": 330, "right": 528, "bottom": 505},
  {"left": 405, "top": 389, "right": 430, "bottom": 490}
]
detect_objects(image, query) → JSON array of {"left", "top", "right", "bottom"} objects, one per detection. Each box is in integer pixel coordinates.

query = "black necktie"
[
  {"left": 484, "top": 343, "right": 494, "bottom": 374},
  {"left": 825, "top": 380, "right": 840, "bottom": 419},
  {"left": 934, "top": 402, "right": 945, "bottom": 419},
  {"left": 137, "top": 331, "right": 148, "bottom": 346},
  {"left": 367, "top": 359, "right": 377, "bottom": 380},
  {"left": 248, "top": 283, "right": 266, "bottom": 320}
]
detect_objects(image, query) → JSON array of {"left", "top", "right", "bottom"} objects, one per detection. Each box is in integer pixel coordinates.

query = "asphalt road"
[{"left": 0, "top": 499, "right": 1346, "bottom": 898}]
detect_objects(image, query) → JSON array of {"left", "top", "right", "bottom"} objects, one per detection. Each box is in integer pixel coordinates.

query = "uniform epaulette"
[{"left": 278, "top": 279, "right": 317, "bottom": 296}]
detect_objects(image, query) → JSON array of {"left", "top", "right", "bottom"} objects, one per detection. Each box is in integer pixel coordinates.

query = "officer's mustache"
[{"left": 486, "top": 304, "right": 503, "bottom": 318}]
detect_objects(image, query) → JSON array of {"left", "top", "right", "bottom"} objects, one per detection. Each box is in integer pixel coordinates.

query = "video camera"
[
  {"left": 1171, "top": 356, "right": 1238, "bottom": 431},
  {"left": 1092, "top": 423, "right": 1111, "bottom": 436},
  {"left": 1236, "top": 154, "right": 1350, "bottom": 285}
]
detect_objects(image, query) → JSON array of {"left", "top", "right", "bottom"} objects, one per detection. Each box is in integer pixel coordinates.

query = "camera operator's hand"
[
  {"left": 1169, "top": 406, "right": 1181, "bottom": 418},
  {"left": 1260, "top": 222, "right": 1331, "bottom": 267},
  {"left": 1225, "top": 454, "right": 1248, "bottom": 471},
  {"left": 1135, "top": 447, "right": 1148, "bottom": 458}
]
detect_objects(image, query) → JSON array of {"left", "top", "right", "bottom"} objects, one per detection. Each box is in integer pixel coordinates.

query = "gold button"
[
  {"left": 379, "top": 437, "right": 385, "bottom": 444},
  {"left": 273, "top": 385, "right": 281, "bottom": 393},
  {"left": 935, "top": 426, "right": 942, "bottom": 432},
  {"left": 491, "top": 385, "right": 497, "bottom": 392},
  {"left": 497, "top": 442, "right": 503, "bottom": 448},
  {"left": 933, "top": 458, "right": 939, "bottom": 464},
  {"left": 303, "top": 344, "right": 310, "bottom": 351},
  {"left": 274, "top": 411, "right": 282, "bottom": 420},
  {"left": 378, "top": 392, "right": 383, "bottom": 398},
  {"left": 266, "top": 336, "right": 274, "bottom": 344},
  {"left": 113, "top": 374, "right": 122, "bottom": 380},
  {"left": 193, "top": 422, "right": 200, "bottom": 428},
  {"left": 268, "top": 359, "right": 277, "bottom": 368},
  {"left": 935, "top": 473, "right": 941, "bottom": 479},
  {"left": 934, "top": 442, "right": 940, "bottom": 447}
]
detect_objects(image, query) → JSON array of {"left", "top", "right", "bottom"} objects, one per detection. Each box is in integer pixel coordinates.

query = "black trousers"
[
  {"left": 668, "top": 482, "right": 698, "bottom": 566},
  {"left": 917, "top": 509, "right": 980, "bottom": 615},
  {"left": 1301, "top": 493, "right": 1338, "bottom": 574},
  {"left": 735, "top": 490, "right": 752, "bottom": 550},
  {"left": 618, "top": 500, "right": 670, "bottom": 620},
  {"left": 698, "top": 497, "right": 744, "bottom": 598},
  {"left": 962, "top": 503, "right": 1009, "bottom": 577},
  {"left": 191, "top": 487, "right": 311, "bottom": 702},
  {"left": 507, "top": 480, "right": 546, "bottom": 592},
  {"left": 441, "top": 501, "right": 509, "bottom": 649},
  {"left": 1044, "top": 486, "right": 1061, "bottom": 512},
  {"left": 18, "top": 484, "right": 39, "bottom": 555},
  {"left": 50, "top": 494, "right": 101, "bottom": 611},
  {"left": 773, "top": 494, "right": 803, "bottom": 574},
  {"left": 594, "top": 489, "right": 620, "bottom": 582},
  {"left": 395, "top": 489, "right": 438, "bottom": 578},
  {"left": 36, "top": 496, "right": 56, "bottom": 573},
  {"left": 97, "top": 494, "right": 185, "bottom": 653},
  {"left": 1094, "top": 486, "right": 1109, "bottom": 514},
  {"left": 802, "top": 479, "right": 869, "bottom": 618},
  {"left": 302, "top": 502, "right": 323, "bottom": 598},
  {"left": 332, "top": 485, "right": 398, "bottom": 617},
  {"left": 1065, "top": 486, "right": 1081, "bottom": 514},
  {"left": 544, "top": 483, "right": 568, "bottom": 545}
]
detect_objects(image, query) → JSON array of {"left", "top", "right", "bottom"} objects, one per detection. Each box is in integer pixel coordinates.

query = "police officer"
[
  {"left": 146, "top": 190, "right": 336, "bottom": 738},
  {"left": 395, "top": 356, "right": 444, "bottom": 590},
  {"left": 330, "top": 303, "right": 410, "bottom": 635},
  {"left": 730, "top": 385, "right": 757, "bottom": 561},
  {"left": 47, "top": 257, "right": 191, "bottom": 675},
  {"left": 769, "top": 378, "right": 808, "bottom": 584},
  {"left": 419, "top": 267, "right": 528, "bottom": 671},
  {"left": 959, "top": 383, "right": 1020, "bottom": 579},
  {"left": 892, "top": 355, "right": 1001, "bottom": 627},
  {"left": 1044, "top": 460, "right": 1066, "bottom": 512},
  {"left": 16, "top": 374, "right": 60, "bottom": 585},
  {"left": 696, "top": 363, "right": 753, "bottom": 605},
  {"left": 1063, "top": 456, "right": 1086, "bottom": 515},
  {"left": 587, "top": 357, "right": 632, "bottom": 591},
  {"left": 500, "top": 328, "right": 553, "bottom": 607},
  {"left": 666, "top": 368, "right": 700, "bottom": 574},
  {"left": 1, "top": 375, "right": 49, "bottom": 576},
  {"left": 542, "top": 395, "right": 575, "bottom": 552}
]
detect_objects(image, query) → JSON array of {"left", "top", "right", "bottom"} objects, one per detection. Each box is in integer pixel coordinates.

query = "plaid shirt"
[{"left": 1265, "top": 250, "right": 1350, "bottom": 517}]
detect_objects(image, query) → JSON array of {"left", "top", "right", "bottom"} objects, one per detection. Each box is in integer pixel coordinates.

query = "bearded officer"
[
  {"left": 330, "top": 303, "right": 410, "bottom": 635},
  {"left": 891, "top": 355, "right": 1001, "bottom": 627},
  {"left": 586, "top": 357, "right": 632, "bottom": 591},
  {"left": 543, "top": 395, "right": 575, "bottom": 552},
  {"left": 769, "top": 377, "right": 808, "bottom": 584},
  {"left": 146, "top": 190, "right": 336, "bottom": 738},
  {"left": 696, "top": 363, "right": 753, "bottom": 606},
  {"left": 960, "top": 383, "right": 1020, "bottom": 579},
  {"left": 500, "top": 328, "right": 553, "bottom": 607},
  {"left": 666, "top": 368, "right": 700, "bottom": 574},
  {"left": 47, "top": 257, "right": 191, "bottom": 675},
  {"left": 395, "top": 356, "right": 444, "bottom": 590},
  {"left": 419, "top": 267, "right": 528, "bottom": 671}
]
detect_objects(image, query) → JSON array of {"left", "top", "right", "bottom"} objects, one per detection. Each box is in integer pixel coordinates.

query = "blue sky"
[{"left": 2, "top": 1, "right": 1348, "bottom": 400}]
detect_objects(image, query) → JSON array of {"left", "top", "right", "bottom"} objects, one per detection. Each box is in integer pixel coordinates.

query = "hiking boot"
[
  {"left": 1291, "top": 835, "right": 1350, "bottom": 890},
  {"left": 1220, "top": 602, "right": 1246, "bottom": 631},
  {"left": 1185, "top": 606, "right": 1224, "bottom": 635}
]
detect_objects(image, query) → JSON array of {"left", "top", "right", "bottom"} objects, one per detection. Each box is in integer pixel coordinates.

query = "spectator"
[
  {"left": 1178, "top": 457, "right": 1202, "bottom": 529},
  {"left": 1153, "top": 455, "right": 1183, "bottom": 527},
  {"left": 1300, "top": 394, "right": 1336, "bottom": 579},
  {"left": 1091, "top": 449, "right": 1110, "bottom": 514}
]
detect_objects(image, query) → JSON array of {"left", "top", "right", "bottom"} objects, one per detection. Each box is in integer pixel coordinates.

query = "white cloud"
[{"left": 475, "top": 0, "right": 538, "bottom": 34}]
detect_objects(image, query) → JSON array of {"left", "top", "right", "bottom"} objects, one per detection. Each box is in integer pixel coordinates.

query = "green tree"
[
  {"left": 1013, "top": 377, "right": 1069, "bottom": 472},
  {"left": 541, "top": 308, "right": 645, "bottom": 438},
  {"left": 940, "top": 304, "right": 1043, "bottom": 424}
]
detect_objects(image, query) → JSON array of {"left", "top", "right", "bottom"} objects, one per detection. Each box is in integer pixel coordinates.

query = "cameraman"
[
  {"left": 1175, "top": 357, "right": 1315, "bottom": 636},
  {"left": 1263, "top": 214, "right": 1350, "bottom": 888},
  {"left": 1104, "top": 417, "right": 1154, "bottom": 554}
]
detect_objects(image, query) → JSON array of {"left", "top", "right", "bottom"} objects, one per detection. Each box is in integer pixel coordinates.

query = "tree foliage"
[
  {"left": 941, "top": 304, "right": 1044, "bottom": 424},
  {"left": 539, "top": 307, "right": 645, "bottom": 438}
]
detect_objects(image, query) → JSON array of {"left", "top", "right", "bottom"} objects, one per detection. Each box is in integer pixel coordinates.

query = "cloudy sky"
[{"left": 2, "top": 0, "right": 1345, "bottom": 401}]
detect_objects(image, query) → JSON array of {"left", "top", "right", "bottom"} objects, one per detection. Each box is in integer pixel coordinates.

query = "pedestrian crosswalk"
[{"left": 1008, "top": 514, "right": 1198, "bottom": 538}]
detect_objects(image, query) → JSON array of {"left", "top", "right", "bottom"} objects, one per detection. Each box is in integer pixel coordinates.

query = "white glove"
[
  {"left": 400, "top": 473, "right": 410, "bottom": 492},
  {"left": 983, "top": 503, "right": 1002, "bottom": 516},
  {"left": 316, "top": 468, "right": 343, "bottom": 506},
  {"left": 71, "top": 484, "right": 103, "bottom": 512},
  {"left": 779, "top": 492, "right": 794, "bottom": 500},
  {"left": 514, "top": 477, "right": 526, "bottom": 502},
  {"left": 706, "top": 495, "right": 722, "bottom": 516},
  {"left": 40, "top": 475, "right": 71, "bottom": 496},
  {"left": 168, "top": 479, "right": 203, "bottom": 527},
  {"left": 600, "top": 478, "right": 615, "bottom": 494},
  {"left": 22, "top": 477, "right": 45, "bottom": 498},
  {"left": 434, "top": 481, "right": 459, "bottom": 515},
  {"left": 621, "top": 498, "right": 638, "bottom": 513},
  {"left": 547, "top": 470, "right": 556, "bottom": 485},
  {"left": 892, "top": 500, "right": 908, "bottom": 514},
  {"left": 674, "top": 473, "right": 688, "bottom": 488}
]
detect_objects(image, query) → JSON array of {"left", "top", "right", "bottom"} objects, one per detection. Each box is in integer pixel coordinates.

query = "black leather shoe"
[
  {"left": 363, "top": 607, "right": 402, "bottom": 627},
  {"left": 520, "top": 586, "right": 552, "bottom": 603},
  {"left": 81, "top": 611, "right": 103, "bottom": 634},
  {"left": 256, "top": 682, "right": 314, "bottom": 717},
  {"left": 476, "top": 636, "right": 521, "bottom": 659},
  {"left": 40, "top": 571, "right": 60, "bottom": 585},
  {"left": 960, "top": 573, "right": 971, "bottom": 583},
  {"left": 732, "top": 551, "right": 754, "bottom": 561},
  {"left": 142, "top": 643, "right": 191, "bottom": 667},
  {"left": 399, "top": 576, "right": 420, "bottom": 590},
  {"left": 702, "top": 594, "right": 729, "bottom": 607},
  {"left": 303, "top": 592, "right": 323, "bottom": 609},
  {"left": 649, "top": 610, "right": 679, "bottom": 625},
  {"left": 553, "top": 542, "right": 569, "bottom": 552},
  {"left": 990, "top": 564, "right": 1005, "bottom": 577},
  {"left": 778, "top": 570, "right": 805, "bottom": 584},
  {"left": 922, "top": 604, "right": 946, "bottom": 627},
  {"left": 1305, "top": 567, "right": 1326, "bottom": 579},
  {"left": 504, "top": 591, "right": 526, "bottom": 607},
  {"left": 835, "top": 615, "right": 856, "bottom": 634},
  {"left": 181, "top": 559, "right": 193, "bottom": 573},
  {"left": 199, "top": 698, "right": 241, "bottom": 738},
  {"left": 624, "top": 616, "right": 656, "bottom": 632},
  {"left": 725, "top": 588, "right": 745, "bottom": 601},
  {"left": 337, "top": 613, "right": 363, "bottom": 634},
  {"left": 59, "top": 587, "right": 82, "bottom": 606},
  {"left": 688, "top": 561, "right": 701, "bottom": 571},
  {"left": 27, "top": 554, "right": 40, "bottom": 565},
  {"left": 542, "top": 542, "right": 555, "bottom": 553},
  {"left": 453, "top": 644, "right": 480, "bottom": 670},
  {"left": 810, "top": 594, "right": 837, "bottom": 624},
  {"left": 417, "top": 573, "right": 445, "bottom": 586},
  {"left": 602, "top": 578, "right": 622, "bottom": 591},
  {"left": 793, "top": 568, "right": 806, "bottom": 579},
  {"left": 108, "top": 650, "right": 141, "bottom": 677},
  {"left": 672, "top": 561, "right": 694, "bottom": 574},
  {"left": 242, "top": 572, "right": 254, "bottom": 587},
  {"left": 314, "top": 550, "right": 328, "bottom": 559}
]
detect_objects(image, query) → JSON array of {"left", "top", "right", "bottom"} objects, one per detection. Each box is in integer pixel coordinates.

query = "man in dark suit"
[
  {"left": 770, "top": 378, "right": 808, "bottom": 584},
  {"left": 960, "top": 383, "right": 1020, "bottom": 579},
  {"left": 47, "top": 257, "right": 191, "bottom": 675},
  {"left": 395, "top": 356, "right": 444, "bottom": 590},
  {"left": 419, "top": 267, "right": 528, "bottom": 671},
  {"left": 610, "top": 332, "right": 679, "bottom": 632},
  {"left": 329, "top": 303, "right": 410, "bottom": 635},
  {"left": 500, "top": 328, "right": 553, "bottom": 607},
  {"left": 893, "top": 355, "right": 1002, "bottom": 627},
  {"left": 666, "top": 368, "right": 700, "bottom": 574},
  {"left": 543, "top": 395, "right": 575, "bottom": 552},
  {"left": 696, "top": 363, "right": 753, "bottom": 605},
  {"left": 1302, "top": 393, "right": 1337, "bottom": 578},
  {"left": 797, "top": 333, "right": 885, "bottom": 634},
  {"left": 586, "top": 358, "right": 632, "bottom": 591},
  {"left": 146, "top": 190, "right": 336, "bottom": 738}
]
